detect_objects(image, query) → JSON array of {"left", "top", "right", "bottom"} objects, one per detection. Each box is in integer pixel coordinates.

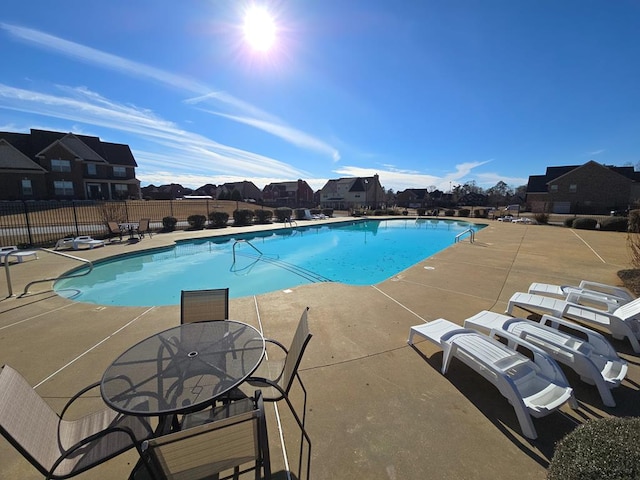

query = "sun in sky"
[{"left": 243, "top": 5, "right": 277, "bottom": 52}]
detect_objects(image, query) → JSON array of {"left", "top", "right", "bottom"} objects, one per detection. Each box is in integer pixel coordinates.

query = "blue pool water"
[{"left": 54, "top": 219, "right": 485, "bottom": 306}]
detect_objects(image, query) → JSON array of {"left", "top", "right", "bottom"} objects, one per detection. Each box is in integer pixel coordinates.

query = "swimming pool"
[{"left": 54, "top": 218, "right": 485, "bottom": 306}]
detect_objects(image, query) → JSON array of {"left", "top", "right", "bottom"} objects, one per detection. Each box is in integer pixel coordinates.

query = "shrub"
[
  {"left": 187, "top": 214, "right": 207, "bottom": 230},
  {"left": 254, "top": 209, "right": 273, "bottom": 224},
  {"left": 321, "top": 208, "right": 333, "bottom": 217},
  {"left": 233, "top": 209, "right": 254, "bottom": 226},
  {"left": 600, "top": 216, "right": 628, "bottom": 232},
  {"left": 473, "top": 209, "right": 488, "bottom": 218},
  {"left": 627, "top": 210, "right": 640, "bottom": 268},
  {"left": 294, "top": 208, "right": 307, "bottom": 220},
  {"left": 547, "top": 417, "right": 640, "bottom": 480},
  {"left": 564, "top": 217, "right": 575, "bottom": 228},
  {"left": 373, "top": 209, "right": 386, "bottom": 216},
  {"left": 274, "top": 207, "right": 293, "bottom": 222},
  {"left": 444, "top": 209, "right": 455, "bottom": 217},
  {"left": 162, "top": 216, "right": 177, "bottom": 232},
  {"left": 208, "top": 211, "right": 229, "bottom": 228},
  {"left": 458, "top": 208, "right": 470, "bottom": 217},
  {"left": 629, "top": 210, "right": 640, "bottom": 233},
  {"left": 417, "top": 208, "right": 426, "bottom": 216},
  {"left": 572, "top": 218, "right": 598, "bottom": 230},
  {"left": 534, "top": 213, "right": 549, "bottom": 224}
]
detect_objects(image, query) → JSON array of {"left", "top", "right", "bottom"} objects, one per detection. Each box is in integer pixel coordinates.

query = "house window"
[
  {"left": 51, "top": 159, "right": 71, "bottom": 172},
  {"left": 54, "top": 181, "right": 74, "bottom": 196},
  {"left": 569, "top": 184, "right": 577, "bottom": 193},
  {"left": 113, "top": 166, "right": 127, "bottom": 177},
  {"left": 114, "top": 184, "right": 128, "bottom": 198},
  {"left": 87, "top": 163, "right": 97, "bottom": 176},
  {"left": 550, "top": 185, "right": 558, "bottom": 193},
  {"left": 21, "top": 179, "right": 33, "bottom": 196}
]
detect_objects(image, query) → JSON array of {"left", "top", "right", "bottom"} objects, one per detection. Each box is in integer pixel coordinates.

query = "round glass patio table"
[{"left": 101, "top": 321, "right": 265, "bottom": 416}]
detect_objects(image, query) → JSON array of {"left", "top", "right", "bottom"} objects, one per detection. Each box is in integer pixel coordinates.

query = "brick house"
[
  {"left": 217, "top": 181, "right": 262, "bottom": 202},
  {"left": 262, "top": 179, "right": 314, "bottom": 207},
  {"left": 526, "top": 160, "right": 640, "bottom": 214},
  {"left": 396, "top": 188, "right": 429, "bottom": 208},
  {"left": 319, "top": 174, "right": 385, "bottom": 210},
  {"left": 0, "top": 129, "right": 140, "bottom": 200}
]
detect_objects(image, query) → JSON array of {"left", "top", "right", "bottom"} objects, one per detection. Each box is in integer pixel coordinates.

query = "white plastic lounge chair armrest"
[
  {"left": 539, "top": 315, "right": 619, "bottom": 357},
  {"left": 578, "top": 281, "right": 634, "bottom": 301},
  {"left": 564, "top": 287, "right": 628, "bottom": 306},
  {"left": 506, "top": 327, "right": 576, "bottom": 363},
  {"left": 562, "top": 300, "right": 620, "bottom": 320},
  {"left": 566, "top": 291, "right": 620, "bottom": 313},
  {"left": 487, "top": 329, "right": 571, "bottom": 388}
]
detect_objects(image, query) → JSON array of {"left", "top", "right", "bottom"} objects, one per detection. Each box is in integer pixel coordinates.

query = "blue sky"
[{"left": 1, "top": 1, "right": 639, "bottom": 193}]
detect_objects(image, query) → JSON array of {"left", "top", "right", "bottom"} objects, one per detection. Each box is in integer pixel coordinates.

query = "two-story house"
[
  {"left": 319, "top": 174, "right": 384, "bottom": 210},
  {"left": 217, "top": 181, "right": 262, "bottom": 202},
  {"left": 0, "top": 129, "right": 140, "bottom": 200},
  {"left": 526, "top": 160, "right": 640, "bottom": 214},
  {"left": 262, "top": 179, "right": 314, "bottom": 207},
  {"left": 396, "top": 188, "right": 431, "bottom": 208}
]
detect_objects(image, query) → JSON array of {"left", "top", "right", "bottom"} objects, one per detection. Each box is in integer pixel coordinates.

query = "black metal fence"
[{"left": 0, "top": 199, "right": 235, "bottom": 247}]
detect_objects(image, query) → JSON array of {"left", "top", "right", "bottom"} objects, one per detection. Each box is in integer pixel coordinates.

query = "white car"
[{"left": 498, "top": 215, "right": 514, "bottom": 222}]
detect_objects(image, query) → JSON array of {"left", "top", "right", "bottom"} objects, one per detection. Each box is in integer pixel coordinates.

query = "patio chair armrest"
[
  {"left": 60, "top": 381, "right": 102, "bottom": 419},
  {"left": 264, "top": 338, "right": 288, "bottom": 353},
  {"left": 49, "top": 424, "right": 146, "bottom": 480}
]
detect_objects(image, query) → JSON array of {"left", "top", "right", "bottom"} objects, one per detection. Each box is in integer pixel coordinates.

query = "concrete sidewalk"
[{"left": 1, "top": 218, "right": 638, "bottom": 479}]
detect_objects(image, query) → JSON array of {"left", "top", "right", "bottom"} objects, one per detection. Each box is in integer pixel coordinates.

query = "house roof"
[
  {"left": 0, "top": 139, "right": 47, "bottom": 172},
  {"left": 526, "top": 174, "right": 549, "bottom": 193},
  {"left": 548, "top": 160, "right": 634, "bottom": 185},
  {"left": 321, "top": 176, "right": 379, "bottom": 193},
  {"left": 527, "top": 160, "right": 640, "bottom": 193},
  {"left": 0, "top": 129, "right": 137, "bottom": 167},
  {"left": 397, "top": 188, "right": 429, "bottom": 200},
  {"left": 264, "top": 181, "right": 299, "bottom": 192}
]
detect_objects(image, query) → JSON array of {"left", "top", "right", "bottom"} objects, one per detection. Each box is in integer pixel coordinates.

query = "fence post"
[
  {"left": 23, "top": 200, "right": 34, "bottom": 247},
  {"left": 125, "top": 200, "right": 130, "bottom": 222},
  {"left": 72, "top": 200, "right": 80, "bottom": 237}
]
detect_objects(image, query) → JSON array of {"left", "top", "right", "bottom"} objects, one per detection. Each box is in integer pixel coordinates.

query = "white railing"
[{"left": 455, "top": 228, "right": 475, "bottom": 243}]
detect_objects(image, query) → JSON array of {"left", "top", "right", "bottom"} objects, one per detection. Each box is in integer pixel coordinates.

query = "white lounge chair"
[
  {"left": 464, "top": 310, "right": 628, "bottom": 407},
  {"left": 506, "top": 292, "right": 640, "bottom": 353},
  {"left": 407, "top": 318, "right": 576, "bottom": 439},
  {"left": 73, "top": 236, "right": 105, "bottom": 249},
  {"left": 55, "top": 236, "right": 105, "bottom": 250},
  {"left": 0, "top": 246, "right": 38, "bottom": 264},
  {"left": 528, "top": 281, "right": 634, "bottom": 305},
  {"left": 54, "top": 237, "right": 75, "bottom": 250}
]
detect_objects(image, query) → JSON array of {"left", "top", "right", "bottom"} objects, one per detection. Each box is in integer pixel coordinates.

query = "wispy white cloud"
[
  {"left": 1, "top": 23, "right": 211, "bottom": 93},
  {"left": 474, "top": 172, "right": 528, "bottom": 188},
  {"left": 1, "top": 22, "right": 341, "bottom": 162},
  {"left": 0, "top": 83, "right": 306, "bottom": 180},
  {"left": 206, "top": 110, "right": 341, "bottom": 161},
  {"left": 587, "top": 149, "right": 605, "bottom": 156}
]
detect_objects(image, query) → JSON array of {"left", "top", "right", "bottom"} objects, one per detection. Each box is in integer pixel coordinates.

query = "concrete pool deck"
[{"left": 1, "top": 216, "right": 639, "bottom": 479}]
